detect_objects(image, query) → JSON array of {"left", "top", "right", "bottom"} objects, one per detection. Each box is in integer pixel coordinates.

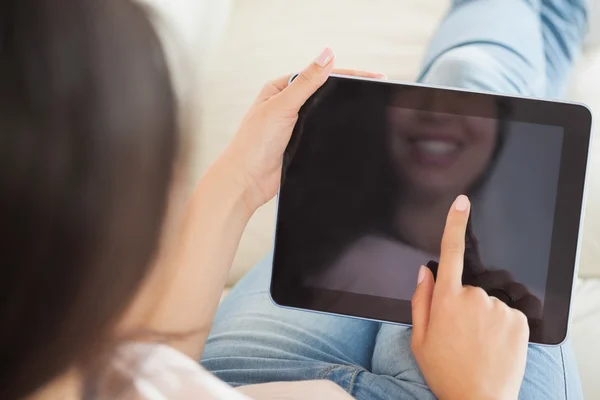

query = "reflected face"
[{"left": 387, "top": 105, "right": 499, "bottom": 197}]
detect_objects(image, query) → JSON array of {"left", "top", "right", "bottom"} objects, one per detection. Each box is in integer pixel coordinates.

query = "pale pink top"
[
  {"left": 108, "top": 343, "right": 251, "bottom": 400},
  {"left": 104, "top": 343, "right": 352, "bottom": 400}
]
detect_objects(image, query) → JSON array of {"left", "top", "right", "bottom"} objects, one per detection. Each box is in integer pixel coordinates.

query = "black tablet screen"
[{"left": 275, "top": 77, "right": 567, "bottom": 321}]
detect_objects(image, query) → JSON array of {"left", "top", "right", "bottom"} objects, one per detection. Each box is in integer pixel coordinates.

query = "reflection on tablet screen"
[{"left": 278, "top": 83, "right": 563, "bottom": 322}]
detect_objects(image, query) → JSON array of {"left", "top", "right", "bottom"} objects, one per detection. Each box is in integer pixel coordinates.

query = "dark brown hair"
[{"left": 0, "top": 0, "right": 179, "bottom": 398}]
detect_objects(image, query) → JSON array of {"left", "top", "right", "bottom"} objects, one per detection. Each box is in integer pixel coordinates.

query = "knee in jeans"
[
  {"left": 423, "top": 47, "right": 485, "bottom": 87},
  {"left": 422, "top": 46, "right": 544, "bottom": 96}
]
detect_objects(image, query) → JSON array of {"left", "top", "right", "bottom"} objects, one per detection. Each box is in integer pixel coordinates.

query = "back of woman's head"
[{"left": 0, "top": 0, "right": 178, "bottom": 398}]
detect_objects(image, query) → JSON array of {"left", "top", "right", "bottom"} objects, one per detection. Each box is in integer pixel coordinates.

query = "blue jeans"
[{"left": 202, "top": 0, "right": 588, "bottom": 398}]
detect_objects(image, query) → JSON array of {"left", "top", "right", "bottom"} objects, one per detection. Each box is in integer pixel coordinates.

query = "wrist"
[
  {"left": 217, "top": 144, "right": 271, "bottom": 213},
  {"left": 199, "top": 154, "right": 256, "bottom": 219}
]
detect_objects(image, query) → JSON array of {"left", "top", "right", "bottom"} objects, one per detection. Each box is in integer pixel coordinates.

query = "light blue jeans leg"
[
  {"left": 418, "top": 0, "right": 588, "bottom": 98},
  {"left": 201, "top": 256, "right": 384, "bottom": 388},
  {"left": 203, "top": 256, "right": 434, "bottom": 399},
  {"left": 203, "top": 0, "right": 587, "bottom": 398}
]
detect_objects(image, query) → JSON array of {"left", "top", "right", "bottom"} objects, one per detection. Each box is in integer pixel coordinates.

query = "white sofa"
[{"left": 149, "top": 0, "right": 600, "bottom": 397}]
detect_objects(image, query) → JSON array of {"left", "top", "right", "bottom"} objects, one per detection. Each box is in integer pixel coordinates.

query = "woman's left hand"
[
  {"left": 220, "top": 47, "right": 386, "bottom": 212},
  {"left": 152, "top": 50, "right": 384, "bottom": 359}
]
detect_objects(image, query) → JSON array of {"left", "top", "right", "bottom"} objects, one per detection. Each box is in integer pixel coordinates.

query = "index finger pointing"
[{"left": 436, "top": 195, "right": 471, "bottom": 292}]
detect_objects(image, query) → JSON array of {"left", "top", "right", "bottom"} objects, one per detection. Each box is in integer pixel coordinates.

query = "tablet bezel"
[{"left": 270, "top": 75, "right": 593, "bottom": 345}]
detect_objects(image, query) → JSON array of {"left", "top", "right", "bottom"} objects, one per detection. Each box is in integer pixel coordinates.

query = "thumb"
[
  {"left": 276, "top": 47, "right": 335, "bottom": 111},
  {"left": 411, "top": 265, "right": 434, "bottom": 346}
]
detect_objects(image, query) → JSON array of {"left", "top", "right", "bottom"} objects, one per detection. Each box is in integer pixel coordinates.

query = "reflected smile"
[
  {"left": 407, "top": 138, "right": 463, "bottom": 167},
  {"left": 412, "top": 139, "right": 461, "bottom": 156}
]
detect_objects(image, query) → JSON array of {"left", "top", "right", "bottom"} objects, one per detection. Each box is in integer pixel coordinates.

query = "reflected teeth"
[{"left": 414, "top": 140, "right": 459, "bottom": 155}]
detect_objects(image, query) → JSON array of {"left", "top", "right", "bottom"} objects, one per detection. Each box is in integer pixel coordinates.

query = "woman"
[
  {"left": 203, "top": 0, "right": 587, "bottom": 399},
  {"left": 0, "top": 2, "right": 583, "bottom": 400}
]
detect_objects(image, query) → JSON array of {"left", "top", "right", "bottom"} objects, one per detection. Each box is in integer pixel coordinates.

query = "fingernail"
[
  {"left": 454, "top": 194, "right": 469, "bottom": 211},
  {"left": 314, "top": 47, "right": 334, "bottom": 67},
  {"left": 417, "top": 265, "right": 425, "bottom": 285},
  {"left": 376, "top": 73, "right": 387, "bottom": 79}
]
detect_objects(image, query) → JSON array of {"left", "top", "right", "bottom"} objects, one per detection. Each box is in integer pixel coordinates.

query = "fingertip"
[
  {"left": 411, "top": 265, "right": 434, "bottom": 340},
  {"left": 453, "top": 194, "right": 470, "bottom": 212},
  {"left": 417, "top": 265, "right": 426, "bottom": 285},
  {"left": 414, "top": 266, "right": 434, "bottom": 300},
  {"left": 314, "top": 47, "right": 335, "bottom": 67},
  {"left": 421, "top": 265, "right": 435, "bottom": 290}
]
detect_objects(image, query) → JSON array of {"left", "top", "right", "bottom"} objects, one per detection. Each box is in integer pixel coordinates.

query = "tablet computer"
[{"left": 270, "top": 75, "right": 592, "bottom": 345}]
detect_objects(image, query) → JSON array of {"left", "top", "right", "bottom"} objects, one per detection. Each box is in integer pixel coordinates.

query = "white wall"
[{"left": 138, "top": 0, "right": 232, "bottom": 104}]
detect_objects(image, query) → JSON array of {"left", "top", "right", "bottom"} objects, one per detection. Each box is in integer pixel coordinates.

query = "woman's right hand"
[{"left": 410, "top": 195, "right": 529, "bottom": 400}]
